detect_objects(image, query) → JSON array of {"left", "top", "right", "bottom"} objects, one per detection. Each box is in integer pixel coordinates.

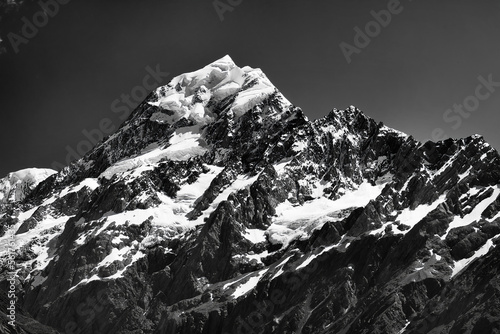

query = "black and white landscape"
[
  {"left": 1, "top": 55, "right": 500, "bottom": 333},
  {"left": 2, "top": 1, "right": 500, "bottom": 334}
]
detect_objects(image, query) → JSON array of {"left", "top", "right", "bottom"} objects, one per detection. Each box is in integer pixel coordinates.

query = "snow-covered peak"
[
  {"left": 0, "top": 168, "right": 56, "bottom": 204},
  {"left": 147, "top": 55, "right": 289, "bottom": 126},
  {"left": 208, "top": 54, "right": 236, "bottom": 69}
]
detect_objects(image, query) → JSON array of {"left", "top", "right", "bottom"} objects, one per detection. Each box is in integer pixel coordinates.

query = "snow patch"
[
  {"left": 268, "top": 180, "right": 386, "bottom": 246},
  {"left": 451, "top": 239, "right": 494, "bottom": 278},
  {"left": 296, "top": 253, "right": 318, "bottom": 270},
  {"left": 163, "top": 126, "right": 208, "bottom": 161},
  {"left": 243, "top": 228, "right": 267, "bottom": 243},
  {"left": 442, "top": 186, "right": 500, "bottom": 238},
  {"left": 232, "top": 268, "right": 268, "bottom": 298},
  {"left": 60, "top": 178, "right": 99, "bottom": 197},
  {"left": 100, "top": 127, "right": 207, "bottom": 179},
  {"left": 210, "top": 173, "right": 261, "bottom": 210},
  {"left": 370, "top": 194, "right": 448, "bottom": 236},
  {"left": 271, "top": 254, "right": 294, "bottom": 280}
]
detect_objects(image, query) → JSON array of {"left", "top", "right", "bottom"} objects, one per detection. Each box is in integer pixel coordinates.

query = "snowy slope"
[
  {"left": 0, "top": 168, "right": 56, "bottom": 204},
  {"left": 148, "top": 55, "right": 291, "bottom": 126}
]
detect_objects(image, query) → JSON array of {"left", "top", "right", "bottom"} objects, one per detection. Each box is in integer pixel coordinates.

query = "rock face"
[{"left": 1, "top": 55, "right": 500, "bottom": 334}]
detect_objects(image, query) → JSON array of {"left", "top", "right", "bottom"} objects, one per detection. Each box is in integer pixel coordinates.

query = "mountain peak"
[
  {"left": 209, "top": 54, "right": 236, "bottom": 67},
  {"left": 146, "top": 55, "right": 285, "bottom": 127}
]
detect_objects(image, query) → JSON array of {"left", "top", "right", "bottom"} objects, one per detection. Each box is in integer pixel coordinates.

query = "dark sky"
[{"left": 1, "top": 0, "right": 500, "bottom": 177}]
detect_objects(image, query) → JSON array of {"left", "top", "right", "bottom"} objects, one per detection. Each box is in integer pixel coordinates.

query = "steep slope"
[{"left": 1, "top": 55, "right": 500, "bottom": 334}]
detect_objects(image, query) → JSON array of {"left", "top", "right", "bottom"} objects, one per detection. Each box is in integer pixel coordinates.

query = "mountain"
[{"left": 1, "top": 55, "right": 500, "bottom": 334}]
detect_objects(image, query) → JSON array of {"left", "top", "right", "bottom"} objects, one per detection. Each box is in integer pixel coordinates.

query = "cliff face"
[{"left": 1, "top": 56, "right": 500, "bottom": 334}]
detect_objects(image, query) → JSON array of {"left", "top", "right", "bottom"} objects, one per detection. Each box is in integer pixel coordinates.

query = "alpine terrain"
[{"left": 2, "top": 55, "right": 500, "bottom": 334}]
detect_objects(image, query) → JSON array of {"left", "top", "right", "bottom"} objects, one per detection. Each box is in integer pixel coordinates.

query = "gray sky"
[{"left": 1, "top": 0, "right": 499, "bottom": 176}]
